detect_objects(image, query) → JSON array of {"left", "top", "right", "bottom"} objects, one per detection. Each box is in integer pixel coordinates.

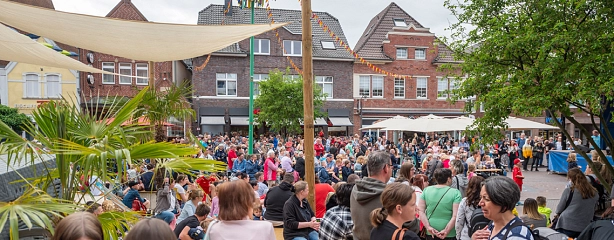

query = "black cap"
[{"left": 128, "top": 181, "right": 139, "bottom": 188}]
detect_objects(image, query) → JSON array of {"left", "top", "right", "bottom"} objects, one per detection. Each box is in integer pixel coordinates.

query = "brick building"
[
  {"left": 78, "top": 0, "right": 191, "bottom": 138},
  {"left": 194, "top": 4, "right": 354, "bottom": 136},
  {"left": 352, "top": 3, "right": 465, "bottom": 136}
]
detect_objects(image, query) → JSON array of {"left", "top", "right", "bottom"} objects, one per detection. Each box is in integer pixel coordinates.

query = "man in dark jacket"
[
  {"left": 264, "top": 173, "right": 295, "bottom": 226},
  {"left": 294, "top": 152, "right": 306, "bottom": 180},
  {"left": 350, "top": 151, "right": 392, "bottom": 240}
]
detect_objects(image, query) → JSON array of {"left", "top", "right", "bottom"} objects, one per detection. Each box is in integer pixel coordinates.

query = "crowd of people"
[{"left": 48, "top": 131, "right": 614, "bottom": 240}]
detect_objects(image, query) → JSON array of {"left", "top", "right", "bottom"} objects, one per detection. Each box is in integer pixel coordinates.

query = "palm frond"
[
  {"left": 0, "top": 188, "right": 77, "bottom": 240},
  {"left": 158, "top": 157, "right": 227, "bottom": 175},
  {"left": 98, "top": 211, "right": 139, "bottom": 240}
]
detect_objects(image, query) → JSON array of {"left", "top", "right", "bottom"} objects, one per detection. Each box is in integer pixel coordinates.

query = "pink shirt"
[
  {"left": 208, "top": 220, "right": 275, "bottom": 240},
  {"left": 263, "top": 157, "right": 278, "bottom": 181}
]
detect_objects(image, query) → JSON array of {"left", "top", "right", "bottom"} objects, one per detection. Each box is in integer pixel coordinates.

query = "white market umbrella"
[
  {"left": 504, "top": 117, "right": 559, "bottom": 130},
  {"left": 359, "top": 116, "right": 409, "bottom": 130}
]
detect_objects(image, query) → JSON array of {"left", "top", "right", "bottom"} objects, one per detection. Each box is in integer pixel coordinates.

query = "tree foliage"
[
  {"left": 0, "top": 105, "right": 29, "bottom": 133},
  {"left": 445, "top": 0, "right": 614, "bottom": 189},
  {"left": 254, "top": 69, "right": 326, "bottom": 135}
]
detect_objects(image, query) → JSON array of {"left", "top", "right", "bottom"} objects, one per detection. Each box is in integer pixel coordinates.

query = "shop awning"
[
  {"left": 328, "top": 117, "right": 353, "bottom": 127},
  {"left": 200, "top": 116, "right": 225, "bottom": 125},
  {"left": 230, "top": 116, "right": 258, "bottom": 126},
  {"left": 300, "top": 118, "right": 328, "bottom": 126},
  {"left": 0, "top": 0, "right": 287, "bottom": 62}
]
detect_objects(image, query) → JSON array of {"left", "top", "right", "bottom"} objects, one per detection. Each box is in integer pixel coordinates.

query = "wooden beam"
[{"left": 301, "top": 0, "right": 315, "bottom": 209}]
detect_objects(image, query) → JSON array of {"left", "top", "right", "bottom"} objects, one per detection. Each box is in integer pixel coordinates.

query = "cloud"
[{"left": 52, "top": 0, "right": 457, "bottom": 47}]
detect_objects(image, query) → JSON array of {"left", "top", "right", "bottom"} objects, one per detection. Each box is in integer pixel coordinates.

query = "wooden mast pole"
[{"left": 301, "top": 0, "right": 315, "bottom": 209}]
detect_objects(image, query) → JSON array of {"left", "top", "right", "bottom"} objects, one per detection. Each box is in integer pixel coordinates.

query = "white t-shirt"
[{"left": 89, "top": 176, "right": 102, "bottom": 196}]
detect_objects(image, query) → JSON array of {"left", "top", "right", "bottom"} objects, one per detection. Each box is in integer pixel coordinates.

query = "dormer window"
[
  {"left": 393, "top": 18, "right": 407, "bottom": 27},
  {"left": 321, "top": 41, "right": 335, "bottom": 50}
]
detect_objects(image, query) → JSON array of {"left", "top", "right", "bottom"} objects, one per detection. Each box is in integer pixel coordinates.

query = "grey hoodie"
[
  {"left": 451, "top": 174, "right": 469, "bottom": 198},
  {"left": 350, "top": 177, "right": 386, "bottom": 240}
]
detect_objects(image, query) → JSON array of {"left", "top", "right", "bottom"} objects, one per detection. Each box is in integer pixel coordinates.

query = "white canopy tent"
[
  {"left": 361, "top": 115, "right": 557, "bottom": 133},
  {"left": 504, "top": 117, "right": 558, "bottom": 130}
]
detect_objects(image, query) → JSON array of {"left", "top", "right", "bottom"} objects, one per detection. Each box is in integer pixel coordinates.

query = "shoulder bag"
[
  {"left": 419, "top": 187, "right": 452, "bottom": 238},
  {"left": 550, "top": 190, "right": 573, "bottom": 229}
]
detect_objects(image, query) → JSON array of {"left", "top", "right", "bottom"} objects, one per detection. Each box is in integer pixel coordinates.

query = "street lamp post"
[{"left": 248, "top": 0, "right": 256, "bottom": 155}]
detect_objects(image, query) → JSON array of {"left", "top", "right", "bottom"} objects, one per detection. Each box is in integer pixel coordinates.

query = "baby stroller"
[{"left": 533, "top": 227, "right": 568, "bottom": 240}]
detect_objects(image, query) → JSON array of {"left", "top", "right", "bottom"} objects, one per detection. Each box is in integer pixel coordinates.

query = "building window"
[
  {"left": 415, "top": 48, "right": 426, "bottom": 60},
  {"left": 136, "top": 63, "right": 148, "bottom": 85},
  {"left": 393, "top": 18, "right": 407, "bottom": 27},
  {"left": 254, "top": 39, "right": 270, "bottom": 55},
  {"left": 396, "top": 48, "right": 407, "bottom": 59},
  {"left": 102, "top": 62, "right": 115, "bottom": 84},
  {"left": 285, "top": 74, "right": 300, "bottom": 80},
  {"left": 45, "top": 74, "right": 61, "bottom": 98},
  {"left": 315, "top": 76, "right": 333, "bottom": 98},
  {"left": 449, "top": 78, "right": 459, "bottom": 97},
  {"left": 372, "top": 76, "right": 384, "bottom": 97},
  {"left": 283, "top": 40, "right": 302, "bottom": 56},
  {"left": 119, "top": 63, "right": 132, "bottom": 84},
  {"left": 416, "top": 77, "right": 427, "bottom": 99},
  {"left": 437, "top": 78, "right": 449, "bottom": 98},
  {"left": 216, "top": 73, "right": 237, "bottom": 96},
  {"left": 321, "top": 41, "right": 335, "bottom": 50},
  {"left": 24, "top": 74, "right": 39, "bottom": 98},
  {"left": 359, "top": 75, "right": 370, "bottom": 97},
  {"left": 394, "top": 78, "right": 405, "bottom": 98},
  {"left": 253, "top": 74, "right": 268, "bottom": 96}
]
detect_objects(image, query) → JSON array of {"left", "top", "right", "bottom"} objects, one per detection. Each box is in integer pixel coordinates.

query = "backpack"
[
  {"left": 587, "top": 175, "right": 609, "bottom": 213},
  {"left": 131, "top": 199, "right": 146, "bottom": 212},
  {"left": 501, "top": 219, "right": 542, "bottom": 240},
  {"left": 454, "top": 175, "right": 467, "bottom": 198},
  {"left": 468, "top": 207, "right": 490, "bottom": 237},
  {"left": 426, "top": 160, "right": 442, "bottom": 180}
]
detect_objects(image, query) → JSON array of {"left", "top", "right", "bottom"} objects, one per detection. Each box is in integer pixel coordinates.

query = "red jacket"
[
  {"left": 512, "top": 166, "right": 523, "bottom": 186},
  {"left": 227, "top": 149, "right": 237, "bottom": 171},
  {"left": 314, "top": 143, "right": 325, "bottom": 157}
]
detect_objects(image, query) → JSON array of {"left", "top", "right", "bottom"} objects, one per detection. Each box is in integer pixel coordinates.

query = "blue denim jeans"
[
  {"left": 292, "top": 230, "right": 318, "bottom": 240},
  {"left": 155, "top": 211, "right": 175, "bottom": 224}
]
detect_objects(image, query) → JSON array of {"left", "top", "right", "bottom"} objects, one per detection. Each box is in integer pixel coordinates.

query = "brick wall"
[
  {"left": 78, "top": 0, "right": 172, "bottom": 102},
  {"left": 192, "top": 28, "right": 354, "bottom": 127},
  {"left": 352, "top": 28, "right": 465, "bottom": 136}
]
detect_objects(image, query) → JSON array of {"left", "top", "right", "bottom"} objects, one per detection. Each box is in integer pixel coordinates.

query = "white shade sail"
[
  {"left": 0, "top": 0, "right": 287, "bottom": 62},
  {"left": 200, "top": 116, "right": 225, "bottom": 125},
  {"left": 0, "top": 23, "right": 120, "bottom": 75}
]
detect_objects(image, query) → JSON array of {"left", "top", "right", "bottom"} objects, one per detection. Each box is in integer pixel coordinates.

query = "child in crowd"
[
  {"left": 467, "top": 164, "right": 476, "bottom": 180},
  {"left": 253, "top": 203, "right": 263, "bottom": 220},
  {"left": 567, "top": 153, "right": 579, "bottom": 170},
  {"left": 250, "top": 180, "right": 260, "bottom": 201},
  {"left": 536, "top": 196, "right": 552, "bottom": 226},
  {"left": 512, "top": 158, "right": 524, "bottom": 205},
  {"left": 188, "top": 208, "right": 213, "bottom": 240},
  {"left": 208, "top": 185, "right": 219, "bottom": 218}
]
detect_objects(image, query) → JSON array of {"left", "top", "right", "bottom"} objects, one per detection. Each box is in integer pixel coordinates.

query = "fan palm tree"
[
  {"left": 139, "top": 80, "right": 195, "bottom": 142},
  {"left": 0, "top": 87, "right": 225, "bottom": 239}
]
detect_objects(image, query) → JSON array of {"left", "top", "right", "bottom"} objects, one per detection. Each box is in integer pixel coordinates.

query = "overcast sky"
[{"left": 52, "top": 0, "right": 457, "bottom": 48}]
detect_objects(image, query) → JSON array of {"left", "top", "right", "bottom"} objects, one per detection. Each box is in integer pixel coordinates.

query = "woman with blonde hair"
[
  {"left": 52, "top": 212, "right": 103, "bottom": 240},
  {"left": 283, "top": 181, "right": 319, "bottom": 240},
  {"left": 207, "top": 180, "right": 275, "bottom": 239},
  {"left": 369, "top": 183, "right": 419, "bottom": 240},
  {"left": 177, "top": 189, "right": 205, "bottom": 224},
  {"left": 355, "top": 155, "right": 366, "bottom": 178},
  {"left": 567, "top": 152, "right": 579, "bottom": 170},
  {"left": 520, "top": 198, "right": 547, "bottom": 229}
]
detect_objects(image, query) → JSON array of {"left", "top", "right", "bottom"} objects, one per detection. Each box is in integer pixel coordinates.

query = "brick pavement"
[{"left": 514, "top": 167, "right": 568, "bottom": 213}]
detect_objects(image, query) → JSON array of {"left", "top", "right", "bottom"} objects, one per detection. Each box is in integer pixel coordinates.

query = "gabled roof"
[
  {"left": 106, "top": 0, "right": 148, "bottom": 21},
  {"left": 354, "top": 2, "right": 459, "bottom": 63},
  {"left": 8, "top": 0, "right": 54, "bottom": 9},
  {"left": 198, "top": 5, "right": 354, "bottom": 60}
]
